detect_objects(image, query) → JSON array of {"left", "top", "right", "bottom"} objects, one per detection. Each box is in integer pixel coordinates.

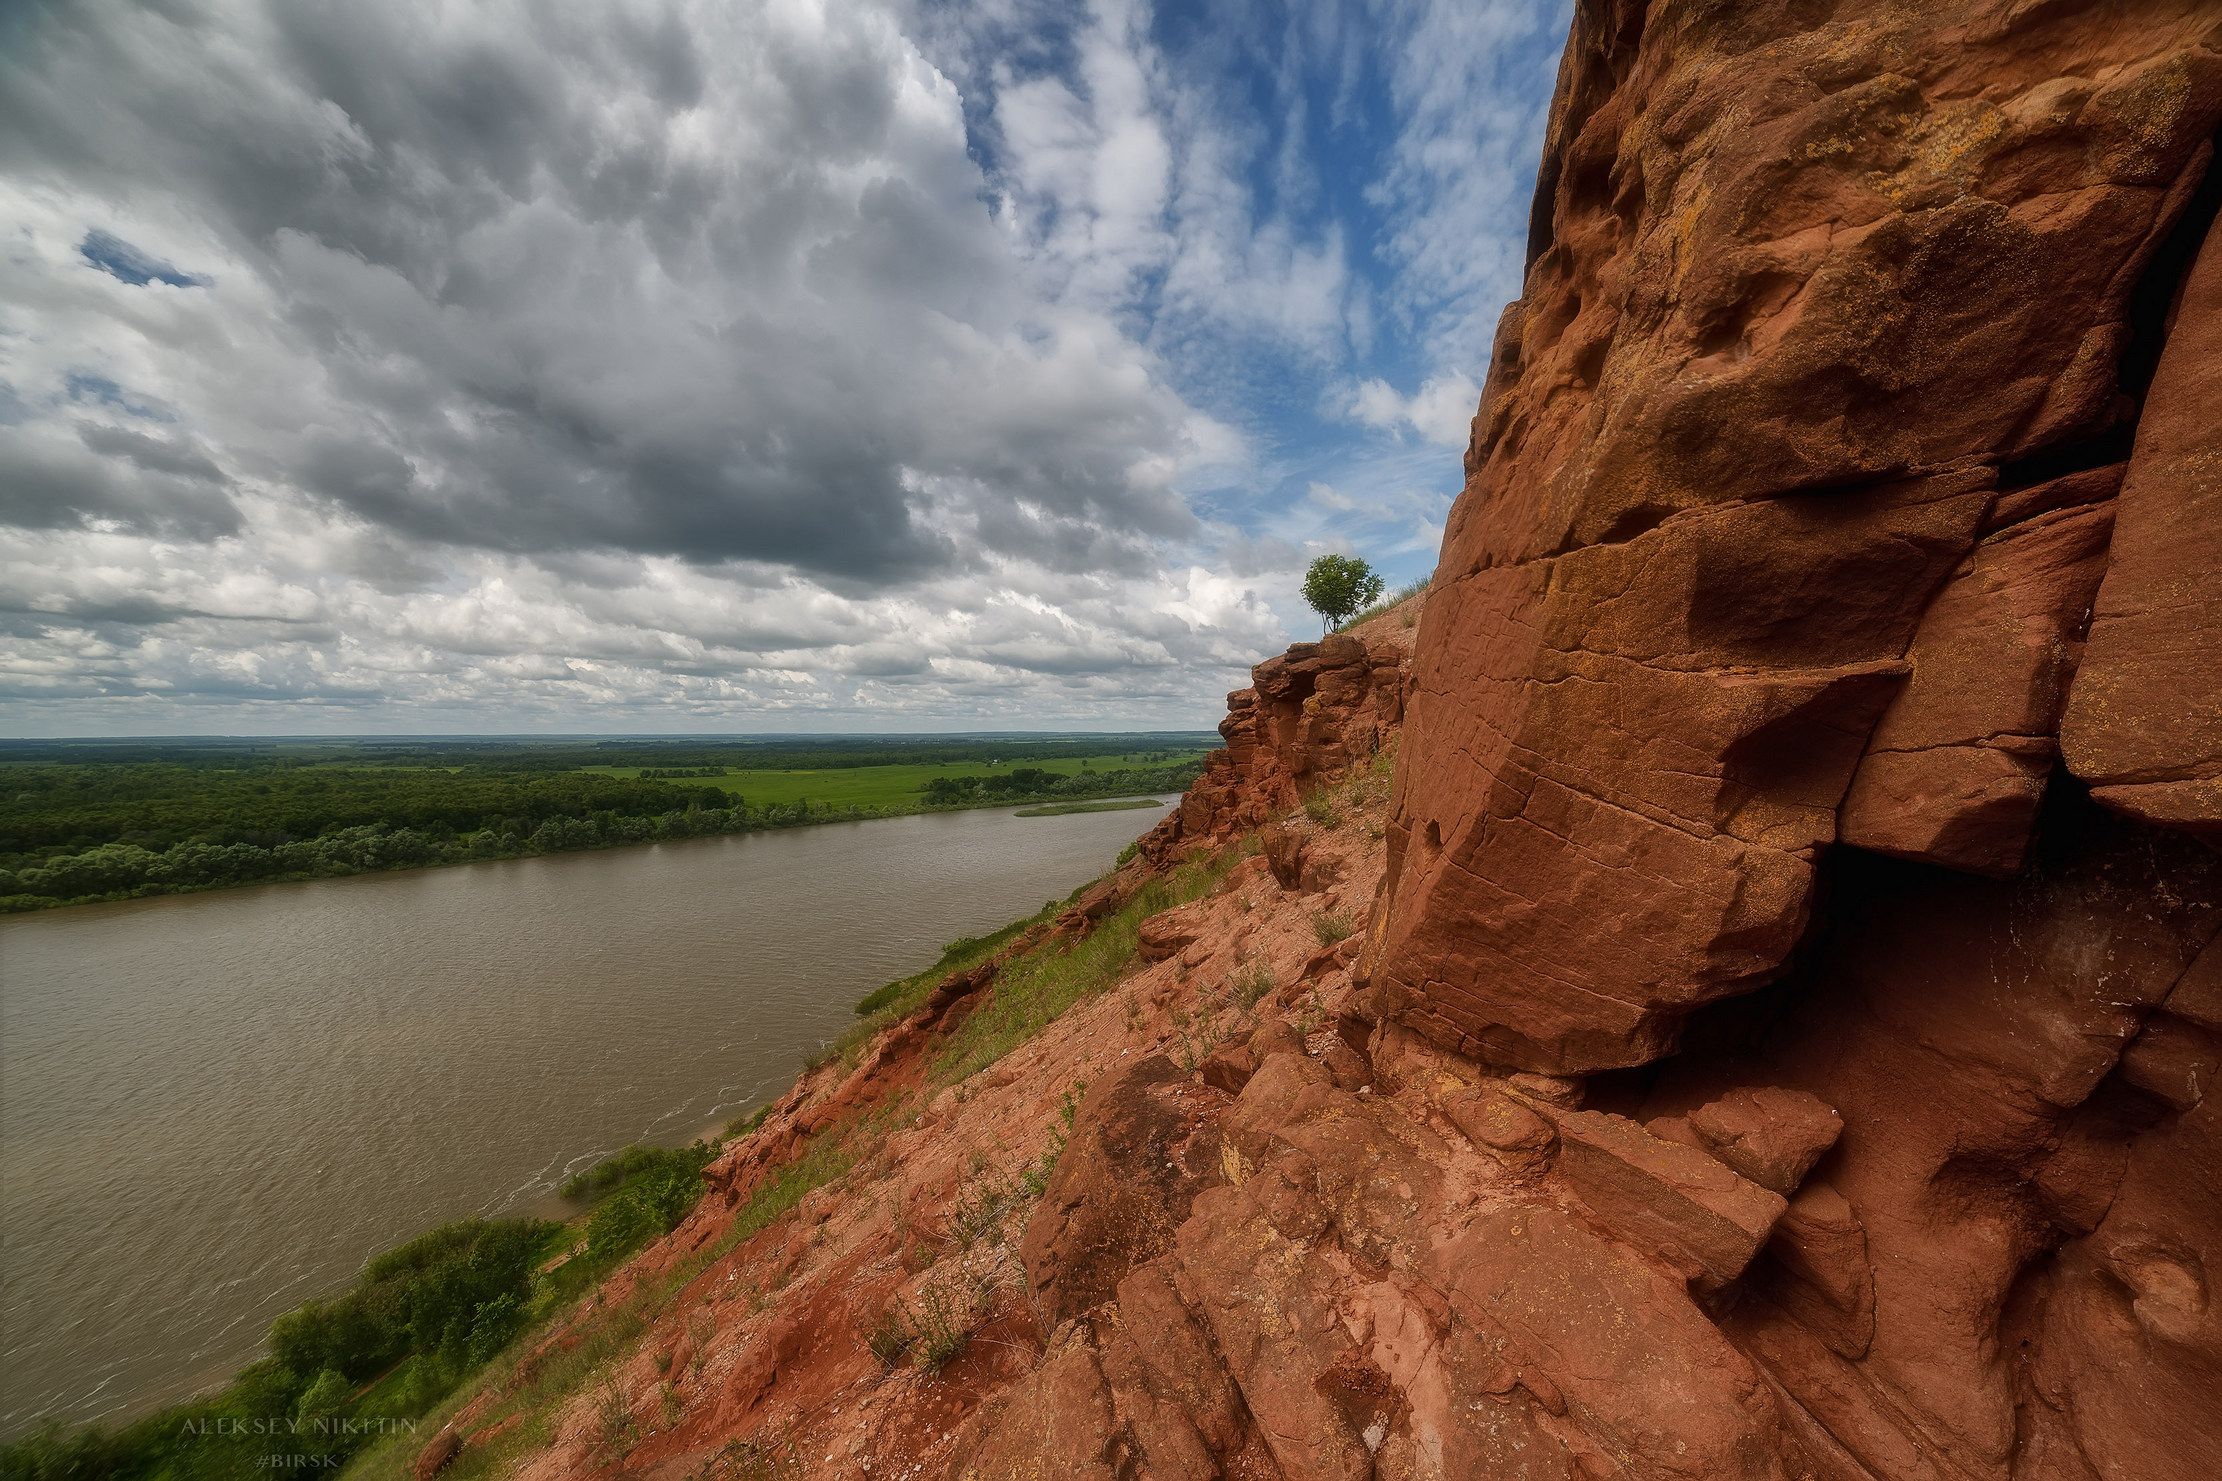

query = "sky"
[{"left": 0, "top": 0, "right": 1570, "bottom": 735}]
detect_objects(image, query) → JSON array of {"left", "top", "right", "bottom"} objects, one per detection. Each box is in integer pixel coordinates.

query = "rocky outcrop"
[
  {"left": 1141, "top": 613, "right": 1417, "bottom": 865},
  {"left": 2060, "top": 209, "right": 2222, "bottom": 833}
]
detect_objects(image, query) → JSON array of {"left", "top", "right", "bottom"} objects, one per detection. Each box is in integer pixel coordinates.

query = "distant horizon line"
[{"left": 0, "top": 728, "right": 1225, "bottom": 744}]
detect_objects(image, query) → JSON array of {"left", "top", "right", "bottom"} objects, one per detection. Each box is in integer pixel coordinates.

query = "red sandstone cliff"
[
  {"left": 421, "top": 4, "right": 2220, "bottom": 1478},
  {"left": 1363, "top": 0, "right": 2222, "bottom": 1473},
  {"left": 1141, "top": 612, "right": 1418, "bottom": 865}
]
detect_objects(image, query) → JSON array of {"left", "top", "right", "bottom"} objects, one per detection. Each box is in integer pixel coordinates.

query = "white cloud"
[
  {"left": 1343, "top": 370, "right": 1483, "bottom": 448},
  {"left": 0, "top": 0, "right": 1565, "bottom": 734}
]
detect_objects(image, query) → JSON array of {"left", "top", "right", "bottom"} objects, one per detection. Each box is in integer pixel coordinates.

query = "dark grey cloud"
[
  {"left": 0, "top": 0, "right": 1212, "bottom": 581},
  {"left": 78, "top": 425, "right": 227, "bottom": 483},
  {"left": 0, "top": 0, "right": 1556, "bottom": 733},
  {"left": 0, "top": 431, "right": 240, "bottom": 539}
]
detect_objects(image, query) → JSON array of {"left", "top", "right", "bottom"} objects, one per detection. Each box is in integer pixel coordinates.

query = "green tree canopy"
[{"left": 1300, "top": 553, "right": 1385, "bottom": 632}]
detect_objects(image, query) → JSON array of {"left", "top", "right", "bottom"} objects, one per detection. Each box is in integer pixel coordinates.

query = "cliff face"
[
  {"left": 1373, "top": 0, "right": 2221, "bottom": 1076},
  {"left": 1364, "top": 0, "right": 2222, "bottom": 1476},
  {"left": 431, "top": 6, "right": 2221, "bottom": 1479}
]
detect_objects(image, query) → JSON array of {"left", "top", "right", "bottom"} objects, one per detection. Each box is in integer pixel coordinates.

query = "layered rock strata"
[
  {"left": 1359, "top": 0, "right": 2222, "bottom": 1475},
  {"left": 1140, "top": 612, "right": 1417, "bottom": 866},
  {"left": 1371, "top": 0, "right": 2221, "bottom": 1075}
]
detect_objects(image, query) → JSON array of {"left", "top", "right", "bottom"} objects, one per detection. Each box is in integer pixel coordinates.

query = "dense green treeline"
[
  {"left": 0, "top": 787, "right": 819, "bottom": 912},
  {"left": 0, "top": 737, "right": 1206, "bottom": 912},
  {"left": 919, "top": 766, "right": 1167, "bottom": 805},
  {"left": 0, "top": 1144, "right": 719, "bottom": 1480},
  {"left": 1, "top": 764, "right": 734, "bottom": 852}
]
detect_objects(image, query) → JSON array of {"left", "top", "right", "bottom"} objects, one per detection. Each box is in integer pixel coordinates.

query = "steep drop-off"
[{"left": 410, "top": 3, "right": 2220, "bottom": 1478}]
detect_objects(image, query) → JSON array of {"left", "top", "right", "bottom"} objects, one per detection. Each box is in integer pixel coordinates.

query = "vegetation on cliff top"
[{"left": 1300, "top": 552, "right": 1386, "bottom": 632}]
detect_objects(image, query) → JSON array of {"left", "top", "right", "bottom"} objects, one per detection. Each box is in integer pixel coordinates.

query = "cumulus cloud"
[
  {"left": 3, "top": 0, "right": 1224, "bottom": 579},
  {"left": 0, "top": 0, "right": 1563, "bottom": 733},
  {"left": 1343, "top": 371, "right": 1483, "bottom": 448}
]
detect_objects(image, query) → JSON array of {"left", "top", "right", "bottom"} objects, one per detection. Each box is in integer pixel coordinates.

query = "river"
[{"left": 0, "top": 800, "right": 1171, "bottom": 1436}]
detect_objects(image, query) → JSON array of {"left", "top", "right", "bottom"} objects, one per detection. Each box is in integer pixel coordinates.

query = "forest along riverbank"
[
  {"left": 0, "top": 799, "right": 1172, "bottom": 1440},
  {"left": 0, "top": 734, "right": 1208, "bottom": 912}
]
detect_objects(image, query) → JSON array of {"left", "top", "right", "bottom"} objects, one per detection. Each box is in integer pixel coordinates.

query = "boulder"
[
  {"left": 1685, "top": 1086, "right": 1843, "bottom": 1195},
  {"left": 1439, "top": 1083, "right": 1557, "bottom": 1175},
  {"left": 1538, "top": 1103, "right": 1787, "bottom": 1289},
  {"left": 1759, "top": 1182, "right": 1877, "bottom": 1362},
  {"left": 1840, "top": 477, "right": 2117, "bottom": 875},
  {"left": 1259, "top": 822, "right": 1306, "bottom": 891},
  {"left": 1019, "top": 1056, "right": 1227, "bottom": 1326},
  {"left": 1427, "top": 1207, "right": 1798, "bottom": 1480},
  {"left": 1197, "top": 1039, "right": 1257, "bottom": 1095},
  {"left": 411, "top": 1429, "right": 461, "bottom": 1481},
  {"left": 2062, "top": 220, "right": 2222, "bottom": 834},
  {"left": 1136, "top": 903, "right": 1207, "bottom": 963}
]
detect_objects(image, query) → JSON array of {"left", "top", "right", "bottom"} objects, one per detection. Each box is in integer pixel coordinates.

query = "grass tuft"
[
  {"left": 932, "top": 850, "right": 1242, "bottom": 1083},
  {"left": 1233, "top": 953, "right": 1276, "bottom": 1007},
  {"left": 1311, "top": 909, "right": 1356, "bottom": 946},
  {"left": 1345, "top": 575, "right": 1430, "bottom": 629},
  {"left": 909, "top": 1282, "right": 969, "bottom": 1373}
]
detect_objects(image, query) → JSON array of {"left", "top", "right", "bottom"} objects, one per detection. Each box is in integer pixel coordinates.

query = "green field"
[
  {"left": 579, "top": 752, "right": 1201, "bottom": 810},
  {"left": 1013, "top": 797, "right": 1166, "bottom": 817}
]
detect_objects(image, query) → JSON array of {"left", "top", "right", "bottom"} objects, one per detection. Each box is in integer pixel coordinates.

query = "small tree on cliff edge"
[{"left": 1301, "top": 553, "right": 1385, "bottom": 634}]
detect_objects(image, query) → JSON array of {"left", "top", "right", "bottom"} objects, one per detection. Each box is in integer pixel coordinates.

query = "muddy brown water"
[{"left": 0, "top": 801, "right": 1172, "bottom": 1436}]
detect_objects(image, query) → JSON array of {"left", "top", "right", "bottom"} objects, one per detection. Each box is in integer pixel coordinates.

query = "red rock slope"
[{"left": 417, "top": 4, "right": 2220, "bottom": 1478}]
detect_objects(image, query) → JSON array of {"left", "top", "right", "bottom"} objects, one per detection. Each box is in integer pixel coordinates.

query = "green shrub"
[
  {"left": 263, "top": 1218, "right": 551, "bottom": 1384},
  {"left": 910, "top": 1283, "right": 968, "bottom": 1374},
  {"left": 563, "top": 1143, "right": 695, "bottom": 1201},
  {"left": 1312, "top": 910, "right": 1356, "bottom": 946},
  {"left": 464, "top": 1292, "right": 526, "bottom": 1368},
  {"left": 292, "top": 1368, "right": 351, "bottom": 1426},
  {"left": 723, "top": 1104, "right": 772, "bottom": 1140},
  {"left": 584, "top": 1188, "right": 658, "bottom": 1263},
  {"left": 1302, "top": 790, "right": 1341, "bottom": 827},
  {"left": 593, "top": 1375, "right": 637, "bottom": 1456},
  {"left": 865, "top": 1302, "right": 916, "bottom": 1367},
  {"left": 1234, "top": 954, "right": 1276, "bottom": 1006}
]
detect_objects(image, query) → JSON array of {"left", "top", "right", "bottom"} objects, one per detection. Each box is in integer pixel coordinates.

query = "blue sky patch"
[{"left": 78, "top": 229, "right": 209, "bottom": 288}]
